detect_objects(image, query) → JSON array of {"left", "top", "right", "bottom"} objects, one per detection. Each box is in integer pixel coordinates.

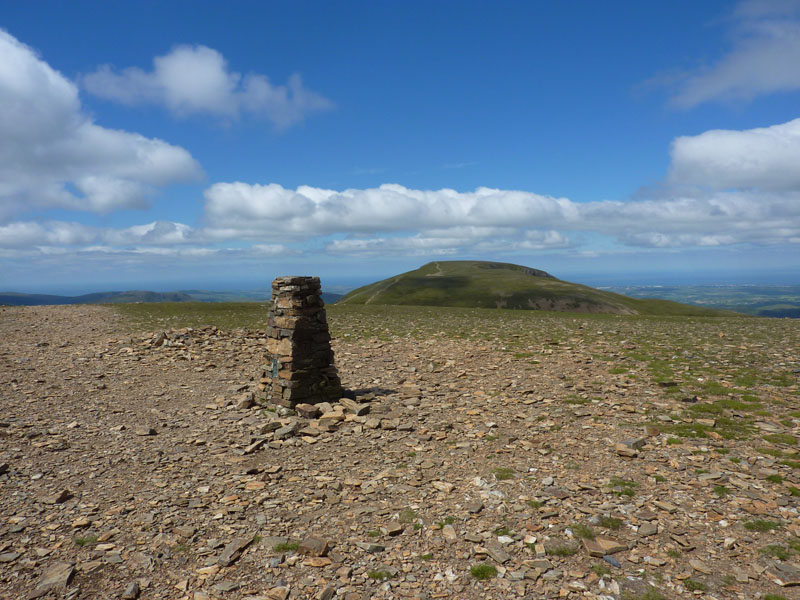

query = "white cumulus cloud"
[
  {"left": 0, "top": 30, "right": 202, "bottom": 223},
  {"left": 83, "top": 45, "right": 332, "bottom": 129},
  {"left": 669, "top": 118, "right": 800, "bottom": 190}
]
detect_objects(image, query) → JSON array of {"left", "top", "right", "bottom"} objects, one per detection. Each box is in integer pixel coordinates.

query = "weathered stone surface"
[
  {"left": 2, "top": 303, "right": 799, "bottom": 600},
  {"left": 217, "top": 536, "right": 253, "bottom": 566},
  {"left": 27, "top": 562, "right": 74, "bottom": 599},
  {"left": 260, "top": 277, "right": 342, "bottom": 408},
  {"left": 297, "top": 536, "right": 329, "bottom": 557}
]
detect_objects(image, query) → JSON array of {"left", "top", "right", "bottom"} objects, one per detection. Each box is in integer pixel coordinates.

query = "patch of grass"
[
  {"left": 367, "top": 530, "right": 381, "bottom": 537},
  {"left": 493, "top": 466, "right": 514, "bottom": 481},
  {"left": 484, "top": 434, "right": 499, "bottom": 441},
  {"left": 714, "top": 447, "right": 730, "bottom": 454},
  {"left": 399, "top": 508, "right": 418, "bottom": 523},
  {"left": 621, "top": 586, "right": 665, "bottom": 600},
  {"left": 764, "top": 595, "right": 789, "bottom": 600},
  {"left": 597, "top": 516, "right": 623, "bottom": 530},
  {"left": 609, "top": 367, "right": 628, "bottom": 375},
  {"left": 683, "top": 579, "right": 707, "bottom": 592},
  {"left": 730, "top": 457, "right": 741, "bottom": 464},
  {"left": 787, "top": 537, "right": 800, "bottom": 553},
  {"left": 368, "top": 570, "right": 393, "bottom": 580},
  {"left": 526, "top": 499, "right": 543, "bottom": 509},
  {"left": 763, "top": 433, "right": 797, "bottom": 446},
  {"left": 766, "top": 474, "right": 784, "bottom": 484},
  {"left": 571, "top": 523, "right": 595, "bottom": 540},
  {"left": 666, "top": 437, "right": 682, "bottom": 445},
  {"left": 699, "top": 381, "right": 732, "bottom": 396},
  {"left": 666, "top": 549, "right": 681, "bottom": 558},
  {"left": 273, "top": 541, "right": 299, "bottom": 553},
  {"left": 469, "top": 563, "right": 498, "bottom": 580},
  {"left": 609, "top": 477, "right": 638, "bottom": 497},
  {"left": 74, "top": 535, "right": 98, "bottom": 547},
  {"left": 115, "top": 301, "right": 270, "bottom": 331},
  {"left": 761, "top": 544, "right": 791, "bottom": 561},
  {"left": 742, "top": 519, "right": 782, "bottom": 532},
  {"left": 419, "top": 553, "right": 433, "bottom": 560},
  {"left": 493, "top": 526, "right": 511, "bottom": 536},
  {"left": 173, "top": 543, "right": 190, "bottom": 553},
  {"left": 592, "top": 563, "right": 612, "bottom": 577},
  {"left": 788, "top": 486, "right": 800, "bottom": 497},
  {"left": 652, "top": 474, "right": 667, "bottom": 483},
  {"left": 547, "top": 543, "right": 578, "bottom": 557},
  {"left": 713, "top": 485, "right": 731, "bottom": 497}
]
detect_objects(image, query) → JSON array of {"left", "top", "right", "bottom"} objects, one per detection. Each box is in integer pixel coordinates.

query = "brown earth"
[{"left": 1, "top": 305, "right": 799, "bottom": 600}]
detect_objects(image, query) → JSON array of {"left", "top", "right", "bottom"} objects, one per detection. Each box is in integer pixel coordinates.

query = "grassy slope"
[{"left": 338, "top": 261, "right": 731, "bottom": 317}]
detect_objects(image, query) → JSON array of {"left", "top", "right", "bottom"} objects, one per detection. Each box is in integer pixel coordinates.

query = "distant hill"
[
  {"left": 337, "top": 261, "right": 734, "bottom": 316},
  {"left": 0, "top": 289, "right": 343, "bottom": 306}
]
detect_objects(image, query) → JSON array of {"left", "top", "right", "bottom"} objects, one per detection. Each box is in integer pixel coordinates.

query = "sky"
[{"left": 1, "top": 0, "right": 800, "bottom": 294}]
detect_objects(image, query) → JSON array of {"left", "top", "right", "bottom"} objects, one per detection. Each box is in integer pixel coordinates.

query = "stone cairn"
[{"left": 261, "top": 276, "right": 342, "bottom": 408}]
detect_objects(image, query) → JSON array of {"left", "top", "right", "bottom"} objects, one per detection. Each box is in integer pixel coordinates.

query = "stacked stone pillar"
[{"left": 262, "top": 276, "right": 342, "bottom": 407}]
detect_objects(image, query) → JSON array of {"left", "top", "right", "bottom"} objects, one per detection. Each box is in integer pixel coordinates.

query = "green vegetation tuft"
[
  {"left": 763, "top": 433, "right": 797, "bottom": 446},
  {"left": 470, "top": 563, "right": 498, "bottom": 580},
  {"left": 493, "top": 467, "right": 515, "bottom": 481},
  {"left": 683, "top": 579, "right": 707, "bottom": 592},
  {"left": 761, "top": 544, "right": 791, "bottom": 560},
  {"left": 743, "top": 519, "right": 782, "bottom": 532},
  {"left": 273, "top": 541, "right": 299, "bottom": 553},
  {"left": 571, "top": 523, "right": 595, "bottom": 540},
  {"left": 74, "top": 535, "right": 98, "bottom": 547},
  {"left": 598, "top": 516, "right": 623, "bottom": 530},
  {"left": 368, "top": 570, "right": 393, "bottom": 580}
]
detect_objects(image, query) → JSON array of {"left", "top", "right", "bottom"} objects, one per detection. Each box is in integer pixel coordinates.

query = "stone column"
[{"left": 262, "top": 276, "right": 342, "bottom": 407}]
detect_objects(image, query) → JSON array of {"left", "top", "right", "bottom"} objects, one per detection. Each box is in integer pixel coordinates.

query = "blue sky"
[{"left": 2, "top": 0, "right": 800, "bottom": 294}]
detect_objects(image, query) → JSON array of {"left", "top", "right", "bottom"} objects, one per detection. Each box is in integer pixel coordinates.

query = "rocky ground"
[{"left": 1, "top": 304, "right": 799, "bottom": 600}]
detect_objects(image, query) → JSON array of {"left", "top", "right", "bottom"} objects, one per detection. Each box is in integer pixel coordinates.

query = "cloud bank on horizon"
[{"left": 1, "top": 0, "right": 799, "bottom": 289}]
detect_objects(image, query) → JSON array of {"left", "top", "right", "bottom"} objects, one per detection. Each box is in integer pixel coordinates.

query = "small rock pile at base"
[{"left": 260, "top": 276, "right": 342, "bottom": 407}]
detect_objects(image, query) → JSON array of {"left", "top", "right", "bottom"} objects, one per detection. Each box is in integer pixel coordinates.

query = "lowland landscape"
[{"left": 2, "top": 262, "right": 800, "bottom": 600}]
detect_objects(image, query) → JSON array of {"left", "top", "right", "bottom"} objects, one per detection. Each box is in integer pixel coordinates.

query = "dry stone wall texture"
[{"left": 261, "top": 276, "right": 342, "bottom": 407}]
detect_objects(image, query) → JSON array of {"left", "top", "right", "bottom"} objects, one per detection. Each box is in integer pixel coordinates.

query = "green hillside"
[{"left": 338, "top": 261, "right": 733, "bottom": 316}]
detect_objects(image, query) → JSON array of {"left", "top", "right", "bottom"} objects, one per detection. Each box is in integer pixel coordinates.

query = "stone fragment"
[
  {"left": 639, "top": 522, "right": 658, "bottom": 537},
  {"left": 316, "top": 586, "right": 336, "bottom": 600},
  {"left": 267, "top": 587, "right": 290, "bottom": 600},
  {"left": 385, "top": 522, "right": 404, "bottom": 536},
  {"left": 432, "top": 481, "right": 454, "bottom": 493},
  {"left": 766, "top": 563, "right": 800, "bottom": 587},
  {"left": 614, "top": 443, "right": 638, "bottom": 458},
  {"left": 298, "top": 536, "right": 329, "bottom": 557},
  {"left": 442, "top": 524, "right": 457, "bottom": 542},
  {"left": 582, "top": 536, "right": 626, "bottom": 557},
  {"left": 485, "top": 542, "right": 511, "bottom": 563},
  {"left": 295, "top": 403, "right": 320, "bottom": 419},
  {"left": 43, "top": 489, "right": 72, "bottom": 504},
  {"left": 27, "top": 562, "right": 75, "bottom": 599},
  {"left": 0, "top": 552, "right": 21, "bottom": 563},
  {"left": 134, "top": 426, "right": 156, "bottom": 436},
  {"left": 217, "top": 536, "right": 253, "bottom": 566},
  {"left": 121, "top": 580, "right": 140, "bottom": 599},
  {"left": 354, "top": 541, "right": 384, "bottom": 553}
]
